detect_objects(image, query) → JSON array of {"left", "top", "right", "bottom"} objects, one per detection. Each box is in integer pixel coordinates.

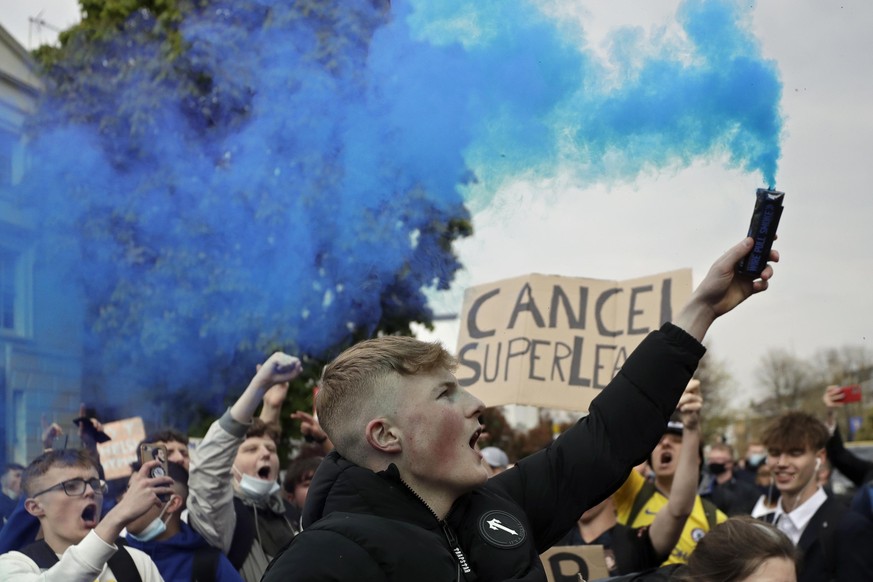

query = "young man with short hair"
[
  {"left": 187, "top": 357, "right": 302, "bottom": 582},
  {"left": 262, "top": 238, "right": 779, "bottom": 581},
  {"left": 700, "top": 441, "right": 761, "bottom": 516},
  {"left": 140, "top": 429, "right": 191, "bottom": 471},
  {"left": 124, "top": 461, "right": 242, "bottom": 582},
  {"left": 613, "top": 381, "right": 724, "bottom": 566},
  {"left": 0, "top": 449, "right": 171, "bottom": 581},
  {"left": 760, "top": 411, "right": 873, "bottom": 582},
  {"left": 562, "top": 381, "right": 704, "bottom": 577}
]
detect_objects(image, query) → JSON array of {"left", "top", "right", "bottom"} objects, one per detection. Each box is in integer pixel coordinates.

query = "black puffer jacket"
[{"left": 263, "top": 324, "right": 704, "bottom": 581}]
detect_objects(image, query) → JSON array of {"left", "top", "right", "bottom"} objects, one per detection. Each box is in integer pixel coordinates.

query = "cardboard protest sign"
[
  {"left": 456, "top": 269, "right": 691, "bottom": 412},
  {"left": 540, "top": 545, "right": 609, "bottom": 582},
  {"left": 96, "top": 417, "right": 146, "bottom": 480}
]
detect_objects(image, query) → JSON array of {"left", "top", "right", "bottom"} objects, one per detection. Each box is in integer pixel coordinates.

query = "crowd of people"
[{"left": 0, "top": 237, "right": 868, "bottom": 581}]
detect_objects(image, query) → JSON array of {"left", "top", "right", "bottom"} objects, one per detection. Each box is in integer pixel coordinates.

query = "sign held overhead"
[{"left": 456, "top": 269, "right": 691, "bottom": 412}]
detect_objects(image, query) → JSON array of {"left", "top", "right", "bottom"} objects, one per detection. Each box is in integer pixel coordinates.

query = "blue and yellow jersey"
[{"left": 613, "top": 469, "right": 726, "bottom": 565}]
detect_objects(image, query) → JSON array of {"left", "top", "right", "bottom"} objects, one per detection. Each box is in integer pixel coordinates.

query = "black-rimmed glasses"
[{"left": 31, "top": 477, "right": 108, "bottom": 498}]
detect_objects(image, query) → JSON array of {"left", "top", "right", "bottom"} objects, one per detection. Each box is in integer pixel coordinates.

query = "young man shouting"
[
  {"left": 0, "top": 449, "right": 171, "bottom": 581},
  {"left": 262, "top": 237, "right": 778, "bottom": 581}
]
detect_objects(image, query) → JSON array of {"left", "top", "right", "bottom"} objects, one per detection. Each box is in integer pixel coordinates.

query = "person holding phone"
[
  {"left": 0, "top": 449, "right": 171, "bottom": 582},
  {"left": 124, "top": 461, "right": 242, "bottom": 582},
  {"left": 822, "top": 385, "right": 873, "bottom": 489}
]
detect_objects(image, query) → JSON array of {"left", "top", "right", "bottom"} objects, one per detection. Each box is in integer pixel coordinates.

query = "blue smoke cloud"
[{"left": 20, "top": 0, "right": 781, "bottom": 427}]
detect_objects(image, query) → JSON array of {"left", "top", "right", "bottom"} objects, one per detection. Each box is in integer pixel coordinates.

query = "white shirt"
[
  {"left": 751, "top": 494, "right": 778, "bottom": 519},
  {"left": 773, "top": 486, "right": 828, "bottom": 545},
  {"left": 0, "top": 529, "right": 165, "bottom": 582}
]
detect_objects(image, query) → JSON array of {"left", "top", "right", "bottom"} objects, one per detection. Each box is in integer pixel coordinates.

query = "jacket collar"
[{"left": 302, "top": 451, "right": 445, "bottom": 530}]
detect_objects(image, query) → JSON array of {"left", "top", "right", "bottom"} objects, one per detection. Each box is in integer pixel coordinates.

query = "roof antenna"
[{"left": 28, "top": 11, "right": 61, "bottom": 49}]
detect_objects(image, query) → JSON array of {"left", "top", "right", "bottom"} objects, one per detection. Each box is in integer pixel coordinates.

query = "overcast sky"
[{"left": 3, "top": 0, "right": 871, "bottom": 409}]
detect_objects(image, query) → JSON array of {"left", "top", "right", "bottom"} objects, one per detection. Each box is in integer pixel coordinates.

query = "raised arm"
[
  {"left": 259, "top": 380, "right": 289, "bottom": 428},
  {"left": 675, "top": 237, "right": 778, "bottom": 342},
  {"left": 188, "top": 352, "right": 302, "bottom": 551},
  {"left": 497, "top": 237, "right": 779, "bottom": 550},
  {"left": 232, "top": 353, "right": 302, "bottom": 423},
  {"left": 823, "top": 385, "right": 873, "bottom": 487},
  {"left": 649, "top": 380, "right": 702, "bottom": 557}
]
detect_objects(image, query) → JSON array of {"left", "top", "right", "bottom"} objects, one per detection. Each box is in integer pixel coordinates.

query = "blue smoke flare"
[{"left": 18, "top": 0, "right": 781, "bottom": 427}]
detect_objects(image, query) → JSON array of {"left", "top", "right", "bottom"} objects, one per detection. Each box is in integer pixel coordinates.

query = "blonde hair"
[{"left": 317, "top": 336, "right": 455, "bottom": 461}]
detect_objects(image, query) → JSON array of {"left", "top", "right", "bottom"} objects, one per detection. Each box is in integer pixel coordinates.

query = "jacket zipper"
[{"left": 399, "top": 479, "right": 476, "bottom": 582}]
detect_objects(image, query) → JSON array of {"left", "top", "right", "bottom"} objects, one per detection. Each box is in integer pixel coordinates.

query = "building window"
[
  {"left": 0, "top": 129, "right": 15, "bottom": 187},
  {"left": 0, "top": 246, "right": 31, "bottom": 336},
  {"left": 0, "top": 250, "right": 16, "bottom": 330}
]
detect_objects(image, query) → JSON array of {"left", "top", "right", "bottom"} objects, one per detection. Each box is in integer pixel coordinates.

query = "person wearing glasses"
[{"left": 0, "top": 448, "right": 172, "bottom": 581}]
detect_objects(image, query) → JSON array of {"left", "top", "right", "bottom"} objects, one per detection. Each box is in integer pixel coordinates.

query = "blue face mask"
[{"left": 128, "top": 501, "right": 170, "bottom": 542}]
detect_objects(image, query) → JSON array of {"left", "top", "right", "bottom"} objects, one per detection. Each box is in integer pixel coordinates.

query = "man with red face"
[
  {"left": 0, "top": 449, "right": 171, "bottom": 581},
  {"left": 760, "top": 411, "right": 873, "bottom": 582},
  {"left": 261, "top": 238, "right": 780, "bottom": 582}
]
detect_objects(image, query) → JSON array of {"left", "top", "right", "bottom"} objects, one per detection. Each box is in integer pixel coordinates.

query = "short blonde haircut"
[{"left": 317, "top": 336, "right": 455, "bottom": 461}]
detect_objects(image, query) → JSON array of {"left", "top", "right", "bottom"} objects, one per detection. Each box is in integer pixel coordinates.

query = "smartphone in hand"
[
  {"left": 139, "top": 443, "right": 171, "bottom": 500},
  {"left": 838, "top": 384, "right": 862, "bottom": 403}
]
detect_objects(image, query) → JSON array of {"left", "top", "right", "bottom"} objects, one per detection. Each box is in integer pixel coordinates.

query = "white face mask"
[
  {"left": 234, "top": 466, "right": 280, "bottom": 500},
  {"left": 128, "top": 501, "right": 170, "bottom": 542},
  {"left": 747, "top": 453, "right": 766, "bottom": 467}
]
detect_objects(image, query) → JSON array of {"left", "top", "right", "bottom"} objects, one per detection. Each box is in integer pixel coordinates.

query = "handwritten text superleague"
[{"left": 457, "top": 280, "right": 676, "bottom": 389}]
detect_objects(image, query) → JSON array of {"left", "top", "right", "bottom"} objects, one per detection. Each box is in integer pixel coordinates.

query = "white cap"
[{"left": 481, "top": 446, "right": 509, "bottom": 468}]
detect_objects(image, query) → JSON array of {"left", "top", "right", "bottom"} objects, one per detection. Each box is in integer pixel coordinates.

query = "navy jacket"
[
  {"left": 125, "top": 521, "right": 243, "bottom": 582},
  {"left": 763, "top": 494, "right": 873, "bottom": 582}
]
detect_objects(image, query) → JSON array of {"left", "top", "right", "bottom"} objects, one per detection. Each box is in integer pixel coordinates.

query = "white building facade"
[{"left": 0, "top": 25, "right": 83, "bottom": 466}]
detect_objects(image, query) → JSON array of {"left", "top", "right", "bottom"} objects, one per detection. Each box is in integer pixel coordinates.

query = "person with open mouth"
[
  {"left": 187, "top": 352, "right": 303, "bottom": 582},
  {"left": 260, "top": 237, "right": 780, "bottom": 581},
  {"left": 612, "top": 381, "right": 726, "bottom": 568},
  {"left": 0, "top": 448, "right": 172, "bottom": 581}
]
